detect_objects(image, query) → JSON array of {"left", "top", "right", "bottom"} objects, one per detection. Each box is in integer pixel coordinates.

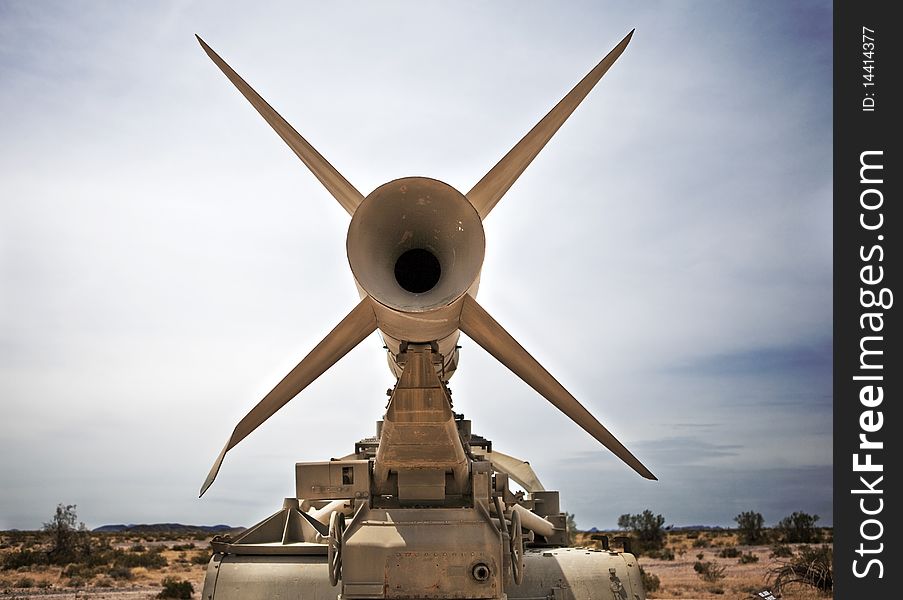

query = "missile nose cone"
[{"left": 347, "top": 177, "right": 485, "bottom": 313}]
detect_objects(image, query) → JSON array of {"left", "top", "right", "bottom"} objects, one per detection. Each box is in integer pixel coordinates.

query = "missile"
[{"left": 196, "top": 30, "right": 654, "bottom": 497}]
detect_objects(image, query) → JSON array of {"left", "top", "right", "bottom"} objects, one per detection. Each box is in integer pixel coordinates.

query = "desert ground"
[
  {"left": 2, "top": 528, "right": 831, "bottom": 599},
  {"left": 573, "top": 529, "right": 833, "bottom": 600}
]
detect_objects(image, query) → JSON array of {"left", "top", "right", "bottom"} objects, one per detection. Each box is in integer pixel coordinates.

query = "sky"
[{"left": 0, "top": 0, "right": 832, "bottom": 531}]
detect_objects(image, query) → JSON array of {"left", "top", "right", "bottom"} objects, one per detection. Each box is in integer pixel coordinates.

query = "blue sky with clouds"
[{"left": 1, "top": 0, "right": 831, "bottom": 530}]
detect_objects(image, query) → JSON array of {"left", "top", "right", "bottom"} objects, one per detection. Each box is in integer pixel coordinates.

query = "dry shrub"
[
  {"left": 639, "top": 567, "right": 661, "bottom": 592},
  {"left": 717, "top": 547, "right": 740, "bottom": 558},
  {"left": 171, "top": 543, "right": 196, "bottom": 551},
  {"left": 157, "top": 576, "right": 194, "bottom": 599},
  {"left": 769, "top": 544, "right": 794, "bottom": 558},
  {"left": 768, "top": 544, "right": 832, "bottom": 593},
  {"left": 693, "top": 560, "right": 726, "bottom": 583},
  {"left": 109, "top": 565, "right": 133, "bottom": 580},
  {"left": 114, "top": 549, "right": 167, "bottom": 569},
  {"left": 2, "top": 549, "right": 47, "bottom": 570}
]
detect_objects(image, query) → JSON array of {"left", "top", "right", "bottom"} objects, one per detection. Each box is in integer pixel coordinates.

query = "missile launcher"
[{"left": 195, "top": 29, "right": 654, "bottom": 600}]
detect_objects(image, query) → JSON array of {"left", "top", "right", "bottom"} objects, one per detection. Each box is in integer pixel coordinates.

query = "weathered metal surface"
[
  {"left": 465, "top": 31, "right": 634, "bottom": 219},
  {"left": 201, "top": 547, "right": 646, "bottom": 600},
  {"left": 195, "top": 36, "right": 364, "bottom": 216},
  {"left": 373, "top": 345, "right": 468, "bottom": 496},
  {"left": 202, "top": 553, "right": 333, "bottom": 600},
  {"left": 510, "top": 548, "right": 645, "bottom": 600},
  {"left": 200, "top": 298, "right": 378, "bottom": 496},
  {"left": 296, "top": 461, "right": 371, "bottom": 500},
  {"left": 343, "top": 507, "right": 503, "bottom": 599},
  {"left": 484, "top": 450, "right": 546, "bottom": 493},
  {"left": 459, "top": 294, "right": 655, "bottom": 481}
]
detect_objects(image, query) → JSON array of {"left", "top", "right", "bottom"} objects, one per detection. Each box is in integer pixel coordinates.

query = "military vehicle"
[{"left": 195, "top": 29, "right": 655, "bottom": 600}]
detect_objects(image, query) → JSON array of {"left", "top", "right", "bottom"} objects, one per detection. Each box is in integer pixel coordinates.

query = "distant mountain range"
[
  {"left": 92, "top": 523, "right": 240, "bottom": 533},
  {"left": 584, "top": 525, "right": 726, "bottom": 533}
]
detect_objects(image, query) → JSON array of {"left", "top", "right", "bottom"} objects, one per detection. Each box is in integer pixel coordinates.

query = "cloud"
[{"left": 1, "top": 1, "right": 831, "bottom": 530}]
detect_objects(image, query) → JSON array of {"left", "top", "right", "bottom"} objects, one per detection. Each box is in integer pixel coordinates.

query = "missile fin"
[
  {"left": 199, "top": 297, "right": 378, "bottom": 496},
  {"left": 466, "top": 30, "right": 634, "bottom": 219},
  {"left": 196, "top": 35, "right": 364, "bottom": 216},
  {"left": 484, "top": 449, "right": 546, "bottom": 493},
  {"left": 458, "top": 294, "right": 655, "bottom": 480}
]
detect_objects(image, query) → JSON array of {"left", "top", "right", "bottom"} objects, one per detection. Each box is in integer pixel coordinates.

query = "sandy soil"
[{"left": 2, "top": 531, "right": 831, "bottom": 599}]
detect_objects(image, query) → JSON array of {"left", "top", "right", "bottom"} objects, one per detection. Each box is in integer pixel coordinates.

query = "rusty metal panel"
[
  {"left": 508, "top": 548, "right": 646, "bottom": 600},
  {"left": 385, "top": 551, "right": 499, "bottom": 599},
  {"left": 296, "top": 460, "right": 370, "bottom": 500},
  {"left": 208, "top": 554, "right": 333, "bottom": 600}
]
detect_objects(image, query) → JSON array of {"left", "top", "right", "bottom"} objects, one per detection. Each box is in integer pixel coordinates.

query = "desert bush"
[
  {"left": 768, "top": 544, "right": 832, "bottom": 593},
  {"left": 171, "top": 543, "right": 196, "bottom": 551},
  {"left": 769, "top": 544, "right": 794, "bottom": 558},
  {"left": 566, "top": 513, "right": 577, "bottom": 546},
  {"left": 617, "top": 510, "right": 666, "bottom": 552},
  {"left": 114, "top": 549, "right": 167, "bottom": 569},
  {"left": 157, "top": 576, "right": 194, "bottom": 599},
  {"left": 44, "top": 504, "right": 92, "bottom": 565},
  {"left": 646, "top": 546, "right": 674, "bottom": 560},
  {"left": 14, "top": 576, "right": 34, "bottom": 588},
  {"left": 111, "top": 547, "right": 169, "bottom": 569},
  {"left": 738, "top": 551, "right": 759, "bottom": 564},
  {"left": 63, "top": 563, "right": 105, "bottom": 579},
  {"left": 716, "top": 547, "right": 739, "bottom": 558},
  {"left": 109, "top": 565, "right": 134, "bottom": 580},
  {"left": 81, "top": 548, "right": 121, "bottom": 568},
  {"left": 695, "top": 552, "right": 705, "bottom": 560},
  {"left": 191, "top": 551, "right": 212, "bottom": 565},
  {"left": 129, "top": 543, "right": 146, "bottom": 552},
  {"left": 2, "top": 548, "right": 47, "bottom": 570},
  {"left": 693, "top": 560, "right": 726, "bottom": 583},
  {"left": 639, "top": 567, "right": 660, "bottom": 592},
  {"left": 776, "top": 511, "right": 821, "bottom": 543},
  {"left": 95, "top": 576, "right": 114, "bottom": 588},
  {"left": 692, "top": 536, "right": 710, "bottom": 548},
  {"left": 734, "top": 511, "right": 766, "bottom": 544}
]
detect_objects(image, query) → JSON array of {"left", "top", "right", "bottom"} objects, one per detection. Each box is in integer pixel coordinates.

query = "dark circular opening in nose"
[{"left": 394, "top": 248, "right": 441, "bottom": 293}]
